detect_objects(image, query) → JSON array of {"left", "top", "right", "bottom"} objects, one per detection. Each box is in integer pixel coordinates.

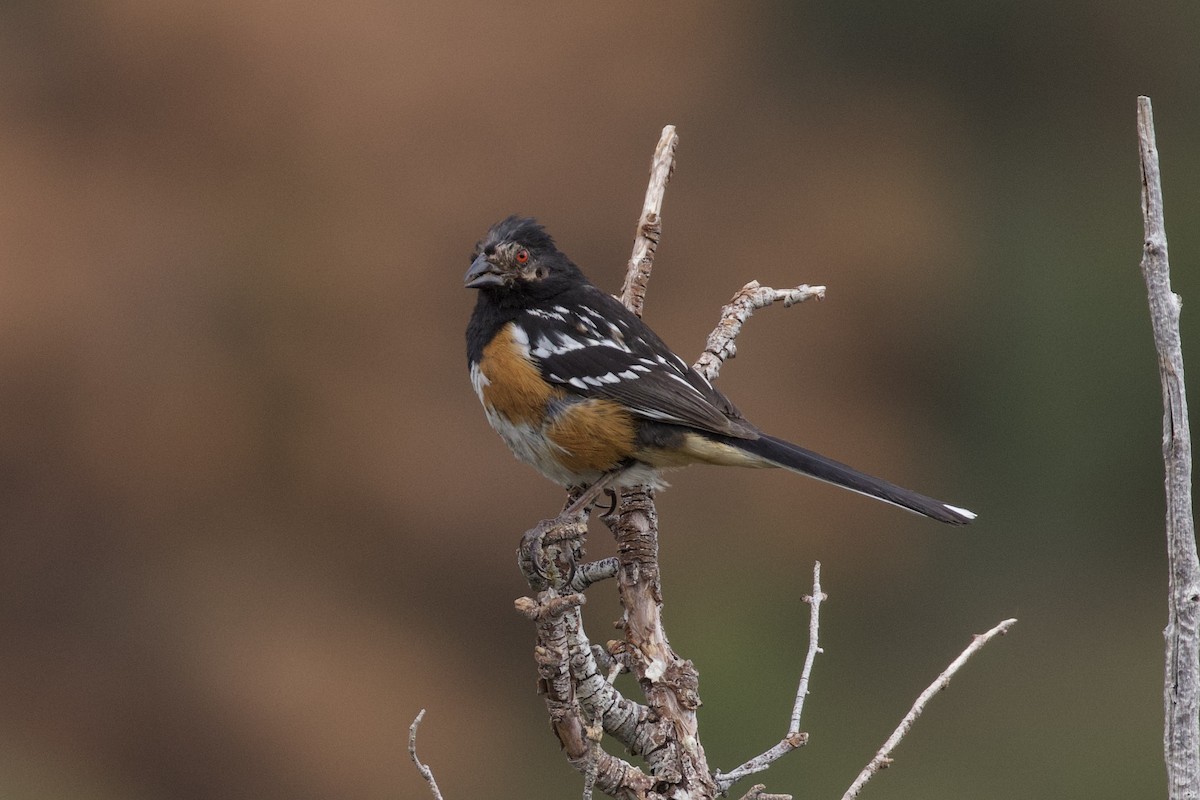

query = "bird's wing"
[{"left": 515, "top": 288, "right": 757, "bottom": 439}]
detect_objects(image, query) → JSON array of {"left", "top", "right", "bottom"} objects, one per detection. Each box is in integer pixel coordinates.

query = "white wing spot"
[
  {"left": 628, "top": 406, "right": 687, "bottom": 423},
  {"left": 595, "top": 337, "right": 630, "bottom": 353},
  {"left": 553, "top": 334, "right": 587, "bottom": 354},
  {"left": 617, "top": 369, "right": 639, "bottom": 380},
  {"left": 531, "top": 334, "right": 556, "bottom": 359},
  {"left": 665, "top": 371, "right": 705, "bottom": 396},
  {"left": 568, "top": 377, "right": 587, "bottom": 390}
]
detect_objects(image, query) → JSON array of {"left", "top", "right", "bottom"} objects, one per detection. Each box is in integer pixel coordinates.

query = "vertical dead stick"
[
  {"left": 840, "top": 619, "right": 1017, "bottom": 800},
  {"left": 790, "top": 561, "right": 825, "bottom": 732},
  {"left": 408, "top": 710, "right": 446, "bottom": 800},
  {"left": 620, "top": 125, "right": 679, "bottom": 316},
  {"left": 1138, "top": 95, "right": 1200, "bottom": 800},
  {"left": 609, "top": 126, "right": 719, "bottom": 797}
]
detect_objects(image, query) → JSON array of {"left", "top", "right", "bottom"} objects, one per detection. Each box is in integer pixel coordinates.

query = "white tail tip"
[{"left": 943, "top": 503, "right": 977, "bottom": 521}]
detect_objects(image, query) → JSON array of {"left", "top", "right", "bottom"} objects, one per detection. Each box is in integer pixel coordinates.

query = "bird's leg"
[
  {"left": 519, "top": 473, "right": 632, "bottom": 590},
  {"left": 559, "top": 473, "right": 620, "bottom": 519},
  {"left": 518, "top": 484, "right": 602, "bottom": 589}
]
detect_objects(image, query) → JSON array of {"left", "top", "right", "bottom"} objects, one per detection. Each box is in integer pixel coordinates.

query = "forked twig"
[
  {"left": 693, "top": 281, "right": 825, "bottom": 381},
  {"left": 714, "top": 562, "right": 825, "bottom": 793},
  {"left": 840, "top": 618, "right": 1018, "bottom": 800}
]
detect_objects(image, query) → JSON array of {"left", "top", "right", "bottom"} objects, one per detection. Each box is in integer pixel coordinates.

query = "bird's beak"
[{"left": 464, "top": 254, "right": 504, "bottom": 289}]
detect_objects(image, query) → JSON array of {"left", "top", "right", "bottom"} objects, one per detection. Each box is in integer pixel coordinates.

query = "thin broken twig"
[
  {"left": 694, "top": 281, "right": 825, "bottom": 381},
  {"left": 409, "top": 710, "right": 446, "bottom": 800},
  {"left": 620, "top": 125, "right": 679, "bottom": 316},
  {"left": 840, "top": 618, "right": 1018, "bottom": 800}
]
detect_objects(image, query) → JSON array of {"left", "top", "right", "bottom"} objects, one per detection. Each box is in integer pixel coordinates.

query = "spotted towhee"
[{"left": 465, "top": 216, "right": 975, "bottom": 525}]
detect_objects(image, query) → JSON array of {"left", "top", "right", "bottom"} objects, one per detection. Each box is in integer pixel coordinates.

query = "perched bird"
[{"left": 465, "top": 216, "right": 975, "bottom": 525}]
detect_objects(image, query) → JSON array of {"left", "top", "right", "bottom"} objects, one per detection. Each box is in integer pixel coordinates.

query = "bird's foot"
[{"left": 517, "top": 515, "right": 587, "bottom": 591}]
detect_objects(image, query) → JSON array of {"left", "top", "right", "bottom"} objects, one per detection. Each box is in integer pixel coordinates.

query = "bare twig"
[
  {"left": 409, "top": 710, "right": 446, "bottom": 800},
  {"left": 791, "top": 561, "right": 825, "bottom": 731},
  {"left": 581, "top": 716, "right": 605, "bottom": 800},
  {"left": 840, "top": 618, "right": 1018, "bottom": 800},
  {"left": 1138, "top": 95, "right": 1200, "bottom": 800},
  {"left": 735, "top": 784, "right": 792, "bottom": 800},
  {"left": 570, "top": 557, "right": 619, "bottom": 592},
  {"left": 694, "top": 281, "right": 826, "bottom": 381},
  {"left": 714, "top": 562, "right": 825, "bottom": 792},
  {"left": 620, "top": 124, "right": 679, "bottom": 316}
]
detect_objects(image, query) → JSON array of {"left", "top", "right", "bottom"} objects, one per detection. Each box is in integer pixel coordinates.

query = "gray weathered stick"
[
  {"left": 610, "top": 126, "right": 721, "bottom": 798},
  {"left": 408, "top": 710, "right": 446, "bottom": 800},
  {"left": 620, "top": 125, "right": 678, "bottom": 316},
  {"left": 693, "top": 281, "right": 825, "bottom": 381},
  {"left": 1137, "top": 95, "right": 1200, "bottom": 800},
  {"left": 713, "top": 562, "right": 824, "bottom": 793},
  {"left": 840, "top": 618, "right": 1017, "bottom": 800}
]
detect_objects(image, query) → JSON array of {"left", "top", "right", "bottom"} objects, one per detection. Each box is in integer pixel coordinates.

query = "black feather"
[
  {"left": 715, "top": 432, "right": 975, "bottom": 525},
  {"left": 476, "top": 215, "right": 556, "bottom": 257},
  {"left": 516, "top": 284, "right": 756, "bottom": 438}
]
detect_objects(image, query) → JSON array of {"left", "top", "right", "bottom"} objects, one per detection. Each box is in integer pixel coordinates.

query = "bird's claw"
[
  {"left": 596, "top": 487, "right": 621, "bottom": 522},
  {"left": 517, "top": 516, "right": 587, "bottom": 590}
]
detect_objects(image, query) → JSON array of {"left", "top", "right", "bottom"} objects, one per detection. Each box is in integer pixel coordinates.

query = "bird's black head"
[{"left": 465, "top": 216, "right": 584, "bottom": 302}]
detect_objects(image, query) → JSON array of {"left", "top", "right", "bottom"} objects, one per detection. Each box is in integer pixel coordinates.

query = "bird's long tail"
[{"left": 727, "top": 433, "right": 976, "bottom": 525}]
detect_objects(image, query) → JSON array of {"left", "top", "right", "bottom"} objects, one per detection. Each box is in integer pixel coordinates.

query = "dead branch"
[
  {"left": 608, "top": 127, "right": 719, "bottom": 797},
  {"left": 1137, "top": 95, "right": 1200, "bottom": 800},
  {"left": 620, "top": 125, "right": 679, "bottom": 316},
  {"left": 408, "top": 710, "right": 446, "bottom": 800},
  {"left": 735, "top": 785, "right": 792, "bottom": 800},
  {"left": 514, "top": 522, "right": 656, "bottom": 798},
  {"left": 839, "top": 618, "right": 1018, "bottom": 800},
  {"left": 713, "top": 562, "right": 825, "bottom": 793},
  {"left": 694, "top": 281, "right": 825, "bottom": 381}
]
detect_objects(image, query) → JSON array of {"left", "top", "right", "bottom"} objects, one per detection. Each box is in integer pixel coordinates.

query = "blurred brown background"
[{"left": 1, "top": 1, "right": 1197, "bottom": 798}]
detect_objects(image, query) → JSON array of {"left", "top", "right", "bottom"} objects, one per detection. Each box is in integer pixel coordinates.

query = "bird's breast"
[{"left": 471, "top": 322, "right": 640, "bottom": 484}]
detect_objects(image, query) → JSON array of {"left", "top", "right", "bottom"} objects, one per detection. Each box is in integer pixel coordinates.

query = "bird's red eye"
[{"left": 515, "top": 249, "right": 529, "bottom": 265}]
